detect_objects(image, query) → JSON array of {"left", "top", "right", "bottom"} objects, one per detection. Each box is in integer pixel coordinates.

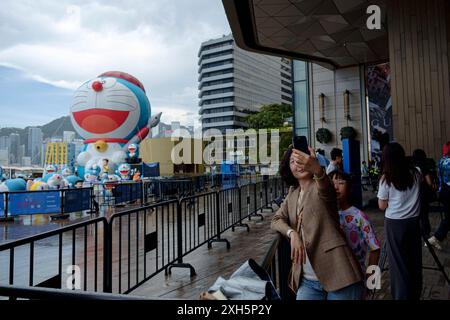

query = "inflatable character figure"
[
  {"left": 117, "top": 163, "right": 131, "bottom": 181},
  {"left": 27, "top": 179, "right": 48, "bottom": 191},
  {"left": 47, "top": 174, "right": 66, "bottom": 189},
  {"left": 0, "top": 178, "right": 27, "bottom": 192},
  {"left": 45, "top": 164, "right": 57, "bottom": 175},
  {"left": 132, "top": 169, "right": 141, "bottom": 181},
  {"left": 61, "top": 167, "right": 72, "bottom": 178},
  {"left": 70, "top": 71, "right": 161, "bottom": 179}
]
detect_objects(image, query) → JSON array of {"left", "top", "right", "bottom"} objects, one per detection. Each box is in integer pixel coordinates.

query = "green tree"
[
  {"left": 245, "top": 103, "right": 293, "bottom": 161},
  {"left": 245, "top": 103, "right": 292, "bottom": 129}
]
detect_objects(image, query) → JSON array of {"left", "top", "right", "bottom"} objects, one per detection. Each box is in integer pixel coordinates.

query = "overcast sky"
[{"left": 0, "top": 0, "right": 230, "bottom": 129}]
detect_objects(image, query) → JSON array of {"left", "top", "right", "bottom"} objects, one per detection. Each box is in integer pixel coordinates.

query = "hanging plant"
[
  {"left": 340, "top": 126, "right": 357, "bottom": 140},
  {"left": 316, "top": 128, "right": 332, "bottom": 144}
]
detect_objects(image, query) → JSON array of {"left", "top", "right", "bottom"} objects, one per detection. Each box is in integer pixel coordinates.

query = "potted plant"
[
  {"left": 316, "top": 128, "right": 332, "bottom": 144},
  {"left": 340, "top": 126, "right": 357, "bottom": 140}
]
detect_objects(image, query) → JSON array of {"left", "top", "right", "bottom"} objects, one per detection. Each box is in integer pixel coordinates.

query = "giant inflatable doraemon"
[{"left": 70, "top": 71, "right": 161, "bottom": 179}]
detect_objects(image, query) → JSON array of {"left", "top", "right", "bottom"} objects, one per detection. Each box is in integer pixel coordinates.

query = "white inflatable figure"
[
  {"left": 61, "top": 167, "right": 72, "bottom": 178},
  {"left": 70, "top": 71, "right": 161, "bottom": 179},
  {"left": 45, "top": 164, "right": 57, "bottom": 175},
  {"left": 106, "top": 174, "right": 121, "bottom": 183},
  {"left": 128, "top": 143, "right": 138, "bottom": 159},
  {"left": 117, "top": 163, "right": 131, "bottom": 181},
  {"left": 47, "top": 174, "right": 65, "bottom": 189}
]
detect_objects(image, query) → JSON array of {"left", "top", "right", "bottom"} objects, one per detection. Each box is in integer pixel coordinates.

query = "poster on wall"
[{"left": 367, "top": 63, "right": 392, "bottom": 163}]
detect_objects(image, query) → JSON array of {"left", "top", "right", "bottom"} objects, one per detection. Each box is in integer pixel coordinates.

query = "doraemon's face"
[
  {"left": 128, "top": 144, "right": 137, "bottom": 153},
  {"left": 70, "top": 76, "right": 150, "bottom": 140},
  {"left": 46, "top": 165, "right": 56, "bottom": 173},
  {"left": 61, "top": 168, "right": 72, "bottom": 177},
  {"left": 118, "top": 163, "right": 130, "bottom": 176}
]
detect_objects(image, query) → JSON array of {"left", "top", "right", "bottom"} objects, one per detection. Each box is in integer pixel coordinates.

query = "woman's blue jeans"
[{"left": 296, "top": 278, "right": 364, "bottom": 300}]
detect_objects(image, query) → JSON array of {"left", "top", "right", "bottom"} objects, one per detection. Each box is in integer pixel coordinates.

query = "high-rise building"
[
  {"left": 198, "top": 34, "right": 292, "bottom": 133},
  {"left": 8, "top": 133, "right": 20, "bottom": 165},
  {"left": 21, "top": 156, "right": 31, "bottom": 167},
  {"left": 18, "top": 144, "right": 25, "bottom": 163},
  {"left": 0, "top": 149, "right": 8, "bottom": 166},
  {"left": 0, "top": 136, "right": 9, "bottom": 150},
  {"left": 44, "top": 142, "right": 68, "bottom": 168},
  {"left": 28, "top": 127, "right": 43, "bottom": 165},
  {"left": 63, "top": 131, "right": 76, "bottom": 143}
]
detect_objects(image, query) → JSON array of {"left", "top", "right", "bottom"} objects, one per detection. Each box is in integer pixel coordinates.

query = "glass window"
[
  {"left": 293, "top": 61, "right": 306, "bottom": 81},
  {"left": 293, "top": 61, "right": 309, "bottom": 138}
]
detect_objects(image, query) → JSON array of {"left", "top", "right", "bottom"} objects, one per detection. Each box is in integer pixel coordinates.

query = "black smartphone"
[{"left": 293, "top": 135, "right": 309, "bottom": 154}]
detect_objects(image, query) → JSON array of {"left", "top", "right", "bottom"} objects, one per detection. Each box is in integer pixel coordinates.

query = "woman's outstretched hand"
[{"left": 291, "top": 147, "right": 322, "bottom": 176}]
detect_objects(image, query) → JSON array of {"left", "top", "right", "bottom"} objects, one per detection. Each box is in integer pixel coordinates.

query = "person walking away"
[
  {"left": 377, "top": 142, "right": 422, "bottom": 300},
  {"left": 428, "top": 142, "right": 450, "bottom": 250},
  {"left": 411, "top": 149, "right": 436, "bottom": 241},
  {"left": 326, "top": 148, "right": 343, "bottom": 174},
  {"left": 271, "top": 146, "right": 363, "bottom": 300}
]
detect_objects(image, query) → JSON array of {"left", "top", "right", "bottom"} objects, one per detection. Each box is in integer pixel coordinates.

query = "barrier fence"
[
  {"left": 0, "top": 187, "right": 94, "bottom": 220},
  {"left": 0, "top": 177, "right": 288, "bottom": 297}
]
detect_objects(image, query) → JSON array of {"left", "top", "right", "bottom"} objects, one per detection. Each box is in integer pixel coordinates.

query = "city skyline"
[{"left": 0, "top": 0, "right": 231, "bottom": 129}]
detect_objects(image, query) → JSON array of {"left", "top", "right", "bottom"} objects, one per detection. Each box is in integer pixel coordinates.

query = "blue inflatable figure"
[
  {"left": 70, "top": 71, "right": 161, "bottom": 179},
  {"left": 0, "top": 178, "right": 27, "bottom": 192}
]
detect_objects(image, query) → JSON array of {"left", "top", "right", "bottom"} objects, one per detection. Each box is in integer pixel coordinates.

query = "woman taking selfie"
[
  {"left": 271, "top": 145, "right": 363, "bottom": 300},
  {"left": 377, "top": 142, "right": 422, "bottom": 300}
]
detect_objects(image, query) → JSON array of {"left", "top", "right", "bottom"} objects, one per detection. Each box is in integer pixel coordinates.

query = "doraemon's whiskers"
[
  {"left": 106, "top": 100, "right": 136, "bottom": 108},
  {"left": 106, "top": 94, "right": 134, "bottom": 98}
]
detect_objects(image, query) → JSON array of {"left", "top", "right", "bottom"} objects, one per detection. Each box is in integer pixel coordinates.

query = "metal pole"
[{"left": 176, "top": 201, "right": 183, "bottom": 264}]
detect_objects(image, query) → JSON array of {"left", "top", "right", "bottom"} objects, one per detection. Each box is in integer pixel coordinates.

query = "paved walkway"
[{"left": 130, "top": 203, "right": 450, "bottom": 300}]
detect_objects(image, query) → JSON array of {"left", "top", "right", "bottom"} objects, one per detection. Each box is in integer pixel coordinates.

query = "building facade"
[
  {"left": 198, "top": 35, "right": 292, "bottom": 133},
  {"left": 28, "top": 127, "right": 43, "bottom": 165},
  {"left": 8, "top": 133, "right": 20, "bottom": 165},
  {"left": 223, "top": 0, "right": 450, "bottom": 161}
]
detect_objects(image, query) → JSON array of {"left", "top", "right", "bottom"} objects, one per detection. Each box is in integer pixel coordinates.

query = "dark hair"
[
  {"left": 328, "top": 170, "right": 354, "bottom": 204},
  {"left": 412, "top": 149, "right": 427, "bottom": 172},
  {"left": 330, "top": 148, "right": 342, "bottom": 160},
  {"left": 280, "top": 146, "right": 299, "bottom": 187},
  {"left": 317, "top": 148, "right": 325, "bottom": 156},
  {"left": 103, "top": 159, "right": 109, "bottom": 162},
  {"left": 328, "top": 170, "right": 352, "bottom": 187},
  {"left": 381, "top": 142, "right": 419, "bottom": 191}
]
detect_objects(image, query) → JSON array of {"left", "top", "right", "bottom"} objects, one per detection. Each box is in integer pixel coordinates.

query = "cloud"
[{"left": 0, "top": 0, "right": 231, "bottom": 128}]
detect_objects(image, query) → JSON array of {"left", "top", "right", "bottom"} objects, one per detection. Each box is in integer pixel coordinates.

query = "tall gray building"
[
  {"left": 198, "top": 35, "right": 292, "bottom": 133},
  {"left": 8, "top": 133, "right": 20, "bottom": 165},
  {"left": 28, "top": 127, "right": 43, "bottom": 165}
]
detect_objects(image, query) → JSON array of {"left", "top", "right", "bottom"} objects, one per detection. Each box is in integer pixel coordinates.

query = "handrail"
[
  {"left": 0, "top": 285, "right": 147, "bottom": 300},
  {"left": 0, "top": 176, "right": 286, "bottom": 298},
  {"left": 260, "top": 234, "right": 281, "bottom": 271},
  {"left": 0, "top": 217, "right": 107, "bottom": 250}
]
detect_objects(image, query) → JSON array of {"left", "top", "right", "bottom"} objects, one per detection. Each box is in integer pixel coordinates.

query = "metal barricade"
[
  {"left": 108, "top": 200, "right": 179, "bottom": 294},
  {"left": 0, "top": 217, "right": 108, "bottom": 293}
]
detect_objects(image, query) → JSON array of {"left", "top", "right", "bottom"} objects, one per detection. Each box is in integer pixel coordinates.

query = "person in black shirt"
[{"left": 412, "top": 149, "right": 436, "bottom": 239}]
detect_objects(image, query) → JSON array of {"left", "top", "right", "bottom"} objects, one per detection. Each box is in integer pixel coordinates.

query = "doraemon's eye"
[{"left": 101, "top": 77, "right": 117, "bottom": 89}]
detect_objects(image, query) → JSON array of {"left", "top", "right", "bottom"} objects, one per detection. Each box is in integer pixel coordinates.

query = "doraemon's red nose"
[{"left": 92, "top": 81, "right": 103, "bottom": 92}]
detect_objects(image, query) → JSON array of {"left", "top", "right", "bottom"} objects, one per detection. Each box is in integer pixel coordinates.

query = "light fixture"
[
  {"left": 343, "top": 90, "right": 351, "bottom": 120},
  {"left": 319, "top": 93, "right": 326, "bottom": 122}
]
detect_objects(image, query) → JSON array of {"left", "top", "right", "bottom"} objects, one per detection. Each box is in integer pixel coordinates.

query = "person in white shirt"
[
  {"left": 326, "top": 148, "right": 343, "bottom": 174},
  {"left": 377, "top": 142, "right": 422, "bottom": 300}
]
